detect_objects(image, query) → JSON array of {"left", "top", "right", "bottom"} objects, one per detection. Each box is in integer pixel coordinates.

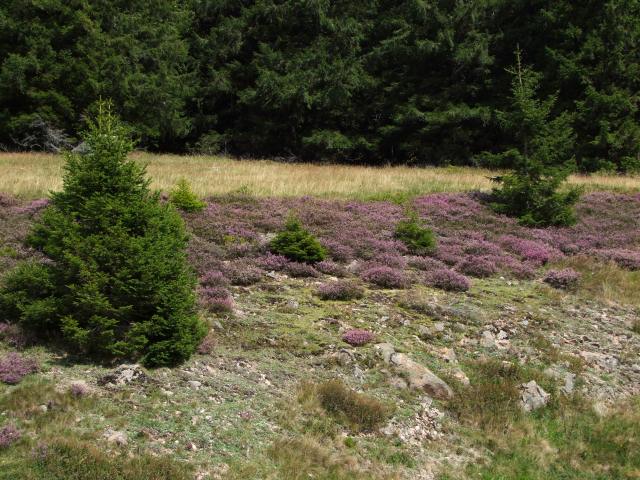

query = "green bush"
[
  {"left": 394, "top": 213, "right": 436, "bottom": 254},
  {"left": 269, "top": 216, "right": 326, "bottom": 263},
  {"left": 316, "top": 379, "right": 393, "bottom": 432},
  {"left": 483, "top": 49, "right": 581, "bottom": 227},
  {"left": 169, "top": 178, "right": 205, "bottom": 212},
  {"left": 0, "top": 102, "right": 206, "bottom": 367}
]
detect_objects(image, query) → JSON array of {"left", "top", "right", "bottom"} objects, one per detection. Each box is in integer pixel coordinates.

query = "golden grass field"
[{"left": 1, "top": 152, "right": 639, "bottom": 200}]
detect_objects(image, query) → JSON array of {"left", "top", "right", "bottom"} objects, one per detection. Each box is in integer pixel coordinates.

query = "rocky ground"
[{"left": 1, "top": 192, "right": 639, "bottom": 479}]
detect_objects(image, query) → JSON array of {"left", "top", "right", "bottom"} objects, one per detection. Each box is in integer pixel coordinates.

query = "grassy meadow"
[
  {"left": 1, "top": 152, "right": 640, "bottom": 480},
  {"left": 1, "top": 152, "right": 639, "bottom": 200}
]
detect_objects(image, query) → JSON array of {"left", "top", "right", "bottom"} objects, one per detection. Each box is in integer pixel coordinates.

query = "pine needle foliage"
[
  {"left": 0, "top": 102, "right": 206, "bottom": 366},
  {"left": 484, "top": 48, "right": 581, "bottom": 227}
]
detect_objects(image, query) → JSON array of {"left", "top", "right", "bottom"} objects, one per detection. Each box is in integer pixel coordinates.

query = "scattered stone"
[
  {"left": 452, "top": 369, "right": 470, "bottom": 386},
  {"left": 375, "top": 343, "right": 453, "bottom": 400},
  {"left": 98, "top": 364, "right": 149, "bottom": 387},
  {"left": 520, "top": 381, "right": 550, "bottom": 412},
  {"left": 104, "top": 429, "right": 128, "bottom": 446},
  {"left": 561, "top": 372, "right": 576, "bottom": 395},
  {"left": 381, "top": 397, "right": 443, "bottom": 444},
  {"left": 480, "top": 331, "right": 496, "bottom": 348},
  {"left": 579, "top": 351, "right": 619, "bottom": 371}
]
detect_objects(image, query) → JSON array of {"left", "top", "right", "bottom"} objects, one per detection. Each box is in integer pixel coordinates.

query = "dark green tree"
[
  {"left": 0, "top": 0, "right": 194, "bottom": 150},
  {"left": 0, "top": 102, "right": 206, "bottom": 366},
  {"left": 484, "top": 49, "right": 581, "bottom": 226}
]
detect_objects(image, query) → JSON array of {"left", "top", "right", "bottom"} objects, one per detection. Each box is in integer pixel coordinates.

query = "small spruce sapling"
[
  {"left": 481, "top": 48, "right": 581, "bottom": 227},
  {"left": 269, "top": 215, "right": 326, "bottom": 263},
  {"left": 169, "top": 178, "right": 205, "bottom": 212},
  {"left": 394, "top": 211, "right": 436, "bottom": 255},
  {"left": 0, "top": 102, "right": 206, "bottom": 366}
]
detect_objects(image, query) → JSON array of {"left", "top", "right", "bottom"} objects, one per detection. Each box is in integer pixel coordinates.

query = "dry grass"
[
  {"left": 552, "top": 256, "right": 640, "bottom": 307},
  {"left": 2, "top": 152, "right": 639, "bottom": 200}
]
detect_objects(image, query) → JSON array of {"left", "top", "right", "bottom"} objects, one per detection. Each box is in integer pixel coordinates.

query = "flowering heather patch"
[
  {"left": 425, "top": 269, "right": 471, "bottom": 292},
  {"left": 285, "top": 262, "right": 320, "bottom": 278},
  {"left": 0, "top": 352, "right": 39, "bottom": 384},
  {"left": 342, "top": 329, "right": 375, "bottom": 346},
  {"left": 360, "top": 266, "right": 409, "bottom": 289},
  {"left": 544, "top": 268, "right": 580, "bottom": 290},
  {"left": 12, "top": 198, "right": 50, "bottom": 215},
  {"left": 199, "top": 270, "right": 229, "bottom": 287},
  {"left": 316, "top": 280, "right": 364, "bottom": 301},
  {"left": 407, "top": 256, "right": 448, "bottom": 271},
  {"left": 498, "top": 235, "right": 562, "bottom": 265},
  {"left": 69, "top": 381, "right": 90, "bottom": 397},
  {"left": 315, "top": 260, "right": 347, "bottom": 277},
  {"left": 592, "top": 248, "right": 640, "bottom": 271},
  {"left": 198, "top": 287, "right": 234, "bottom": 313},
  {"left": 257, "top": 253, "right": 289, "bottom": 271},
  {"left": 0, "top": 424, "right": 21, "bottom": 448},
  {"left": 197, "top": 331, "right": 216, "bottom": 354},
  {"left": 224, "top": 262, "right": 263, "bottom": 285},
  {"left": 2, "top": 192, "right": 639, "bottom": 295},
  {"left": 457, "top": 256, "right": 499, "bottom": 278}
]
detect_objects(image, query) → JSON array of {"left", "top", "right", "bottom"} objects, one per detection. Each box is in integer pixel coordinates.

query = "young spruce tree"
[
  {"left": 0, "top": 102, "right": 206, "bottom": 366},
  {"left": 484, "top": 48, "right": 581, "bottom": 226}
]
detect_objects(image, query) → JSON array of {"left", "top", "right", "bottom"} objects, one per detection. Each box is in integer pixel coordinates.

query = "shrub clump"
[
  {"left": 169, "top": 178, "right": 205, "bottom": 212},
  {"left": 285, "top": 262, "right": 320, "bottom": 278},
  {"left": 198, "top": 287, "right": 234, "bottom": 313},
  {"left": 270, "top": 216, "right": 326, "bottom": 263},
  {"left": 543, "top": 268, "right": 580, "bottom": 289},
  {"left": 425, "top": 269, "right": 471, "bottom": 292},
  {"left": 315, "top": 260, "right": 347, "bottom": 277},
  {"left": 457, "top": 256, "right": 499, "bottom": 278},
  {"left": 316, "top": 379, "right": 392, "bottom": 432},
  {"left": 0, "top": 104, "right": 206, "bottom": 366},
  {"left": 0, "top": 424, "right": 21, "bottom": 448},
  {"left": 394, "top": 213, "right": 437, "bottom": 255},
  {"left": 342, "top": 329, "right": 374, "bottom": 346},
  {"left": 0, "top": 352, "right": 39, "bottom": 384},
  {"left": 360, "top": 266, "right": 408, "bottom": 289},
  {"left": 317, "top": 281, "right": 364, "bottom": 301}
]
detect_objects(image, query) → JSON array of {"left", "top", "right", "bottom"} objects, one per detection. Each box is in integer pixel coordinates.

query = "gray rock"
[
  {"left": 104, "top": 430, "right": 128, "bottom": 446},
  {"left": 480, "top": 330, "right": 496, "bottom": 348},
  {"left": 98, "top": 364, "right": 149, "bottom": 386},
  {"left": 375, "top": 343, "right": 453, "bottom": 400},
  {"left": 560, "top": 373, "right": 575, "bottom": 395},
  {"left": 520, "top": 381, "right": 550, "bottom": 412}
]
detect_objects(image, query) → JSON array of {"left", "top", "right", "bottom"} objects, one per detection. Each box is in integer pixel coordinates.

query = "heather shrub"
[
  {"left": 199, "top": 270, "right": 229, "bottom": 287},
  {"left": 257, "top": 253, "right": 289, "bottom": 271},
  {"left": 0, "top": 104, "right": 206, "bottom": 366},
  {"left": 197, "top": 330, "right": 216, "bottom": 354},
  {"left": 407, "top": 256, "right": 447, "bottom": 271},
  {"left": 0, "top": 352, "right": 39, "bottom": 384},
  {"left": 394, "top": 213, "right": 437, "bottom": 255},
  {"left": 285, "top": 262, "right": 320, "bottom": 278},
  {"left": 360, "top": 266, "right": 408, "bottom": 289},
  {"left": 544, "top": 268, "right": 580, "bottom": 290},
  {"left": 594, "top": 248, "right": 640, "bottom": 271},
  {"left": 425, "top": 269, "right": 471, "bottom": 292},
  {"left": 315, "top": 260, "right": 347, "bottom": 277},
  {"left": 342, "top": 329, "right": 374, "bottom": 346},
  {"left": 458, "top": 256, "right": 499, "bottom": 278},
  {"left": 270, "top": 216, "right": 326, "bottom": 263},
  {"left": 316, "top": 281, "right": 364, "bottom": 301},
  {"left": 315, "top": 379, "right": 393, "bottom": 432},
  {"left": 69, "top": 381, "right": 90, "bottom": 397},
  {"left": 198, "top": 287, "right": 234, "bottom": 313},
  {"left": 169, "top": 178, "right": 205, "bottom": 212},
  {"left": 0, "top": 424, "right": 21, "bottom": 448},
  {"left": 224, "top": 262, "right": 263, "bottom": 285}
]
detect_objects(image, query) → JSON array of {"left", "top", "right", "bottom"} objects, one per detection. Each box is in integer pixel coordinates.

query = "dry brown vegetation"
[{"left": 1, "top": 152, "right": 639, "bottom": 200}]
